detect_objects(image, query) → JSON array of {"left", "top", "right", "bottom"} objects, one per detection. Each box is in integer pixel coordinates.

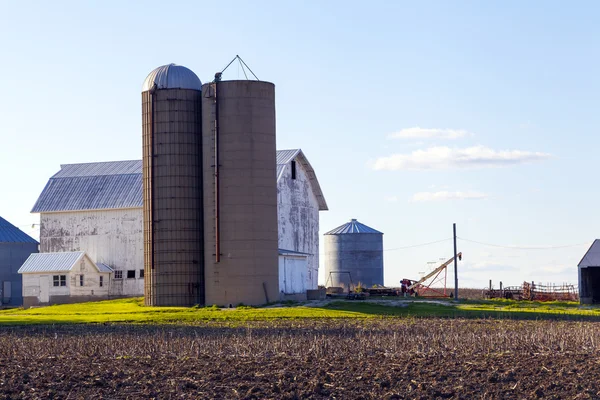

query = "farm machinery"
[
  {"left": 327, "top": 253, "right": 463, "bottom": 299},
  {"left": 485, "top": 281, "right": 578, "bottom": 302}
]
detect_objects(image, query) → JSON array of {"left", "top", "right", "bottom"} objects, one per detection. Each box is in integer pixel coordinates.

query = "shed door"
[
  {"left": 2, "top": 281, "right": 11, "bottom": 303},
  {"left": 39, "top": 276, "right": 49, "bottom": 303}
]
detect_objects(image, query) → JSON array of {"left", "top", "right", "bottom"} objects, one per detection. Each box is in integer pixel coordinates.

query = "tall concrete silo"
[
  {"left": 324, "top": 219, "right": 384, "bottom": 289},
  {"left": 201, "top": 79, "right": 279, "bottom": 306},
  {"left": 142, "top": 64, "right": 204, "bottom": 306}
]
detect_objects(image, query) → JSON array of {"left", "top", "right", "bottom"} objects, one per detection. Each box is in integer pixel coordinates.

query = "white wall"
[
  {"left": 278, "top": 255, "right": 308, "bottom": 295},
  {"left": 22, "top": 255, "right": 110, "bottom": 303},
  {"left": 277, "top": 161, "right": 320, "bottom": 290},
  {"left": 39, "top": 209, "right": 144, "bottom": 296}
]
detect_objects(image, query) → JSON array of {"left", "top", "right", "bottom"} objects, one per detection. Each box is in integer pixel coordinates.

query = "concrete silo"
[
  {"left": 201, "top": 79, "right": 279, "bottom": 306},
  {"left": 324, "top": 219, "right": 384, "bottom": 289},
  {"left": 142, "top": 64, "right": 204, "bottom": 306}
]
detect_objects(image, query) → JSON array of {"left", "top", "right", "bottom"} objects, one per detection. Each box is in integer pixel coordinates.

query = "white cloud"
[
  {"left": 388, "top": 127, "right": 469, "bottom": 140},
  {"left": 372, "top": 145, "right": 552, "bottom": 171},
  {"left": 411, "top": 191, "right": 488, "bottom": 202},
  {"left": 384, "top": 196, "right": 399, "bottom": 203}
]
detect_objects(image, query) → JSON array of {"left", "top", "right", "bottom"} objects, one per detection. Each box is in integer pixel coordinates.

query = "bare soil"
[{"left": 0, "top": 320, "right": 598, "bottom": 399}]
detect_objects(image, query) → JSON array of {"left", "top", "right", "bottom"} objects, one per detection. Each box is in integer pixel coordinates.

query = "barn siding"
[
  {"left": 277, "top": 162, "right": 320, "bottom": 290},
  {"left": 39, "top": 209, "right": 143, "bottom": 296},
  {"left": 0, "top": 242, "right": 38, "bottom": 305}
]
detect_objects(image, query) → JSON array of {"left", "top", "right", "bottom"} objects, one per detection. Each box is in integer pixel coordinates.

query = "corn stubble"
[{"left": 0, "top": 320, "right": 598, "bottom": 399}]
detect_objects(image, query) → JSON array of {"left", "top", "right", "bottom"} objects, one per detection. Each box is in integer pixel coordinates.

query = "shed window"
[
  {"left": 291, "top": 161, "right": 297, "bottom": 180},
  {"left": 127, "top": 270, "right": 136, "bottom": 279},
  {"left": 139, "top": 269, "right": 144, "bottom": 278},
  {"left": 53, "top": 275, "right": 66, "bottom": 287},
  {"left": 114, "top": 270, "right": 123, "bottom": 279},
  {"left": 79, "top": 275, "right": 84, "bottom": 287},
  {"left": 99, "top": 276, "right": 103, "bottom": 287}
]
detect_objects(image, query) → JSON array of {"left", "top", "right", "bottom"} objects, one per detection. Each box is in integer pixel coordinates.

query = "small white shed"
[
  {"left": 18, "top": 251, "right": 112, "bottom": 307},
  {"left": 279, "top": 249, "right": 309, "bottom": 301}
]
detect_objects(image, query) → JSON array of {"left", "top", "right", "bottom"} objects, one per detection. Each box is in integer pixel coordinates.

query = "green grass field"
[{"left": 0, "top": 297, "right": 600, "bottom": 325}]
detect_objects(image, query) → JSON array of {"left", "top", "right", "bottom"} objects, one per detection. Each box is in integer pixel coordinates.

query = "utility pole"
[{"left": 453, "top": 223, "right": 458, "bottom": 300}]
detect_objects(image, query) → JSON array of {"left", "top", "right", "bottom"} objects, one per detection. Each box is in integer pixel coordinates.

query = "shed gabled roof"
[
  {"left": 325, "top": 219, "right": 383, "bottom": 235},
  {"left": 32, "top": 160, "right": 143, "bottom": 213},
  {"left": 578, "top": 240, "right": 600, "bottom": 268},
  {"left": 0, "top": 216, "right": 38, "bottom": 244},
  {"left": 276, "top": 149, "right": 328, "bottom": 211},
  {"left": 18, "top": 251, "right": 112, "bottom": 274}
]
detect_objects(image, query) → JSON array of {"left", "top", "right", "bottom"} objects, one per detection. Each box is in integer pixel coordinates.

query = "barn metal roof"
[
  {"left": 0, "top": 216, "right": 38, "bottom": 244},
  {"left": 96, "top": 263, "right": 114, "bottom": 273},
  {"left": 276, "top": 149, "right": 328, "bottom": 211},
  {"left": 142, "top": 64, "right": 202, "bottom": 92},
  {"left": 578, "top": 240, "right": 600, "bottom": 268},
  {"left": 32, "top": 161, "right": 143, "bottom": 213},
  {"left": 18, "top": 252, "right": 112, "bottom": 273},
  {"left": 33, "top": 150, "right": 327, "bottom": 212},
  {"left": 54, "top": 160, "right": 142, "bottom": 178},
  {"left": 324, "top": 219, "right": 383, "bottom": 235}
]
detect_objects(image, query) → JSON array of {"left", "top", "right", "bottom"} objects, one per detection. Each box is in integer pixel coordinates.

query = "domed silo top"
[
  {"left": 324, "top": 219, "right": 383, "bottom": 235},
  {"left": 142, "top": 63, "right": 202, "bottom": 92}
]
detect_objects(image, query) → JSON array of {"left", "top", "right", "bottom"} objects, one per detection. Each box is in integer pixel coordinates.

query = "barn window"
[
  {"left": 79, "top": 275, "right": 84, "bottom": 287},
  {"left": 139, "top": 269, "right": 144, "bottom": 278},
  {"left": 127, "top": 270, "right": 136, "bottom": 279},
  {"left": 99, "top": 276, "right": 103, "bottom": 287},
  {"left": 53, "top": 275, "right": 66, "bottom": 287},
  {"left": 114, "top": 270, "right": 123, "bottom": 279},
  {"left": 291, "top": 161, "right": 297, "bottom": 180}
]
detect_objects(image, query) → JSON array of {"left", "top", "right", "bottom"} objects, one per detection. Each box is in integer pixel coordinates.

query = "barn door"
[
  {"left": 2, "top": 281, "right": 11, "bottom": 304},
  {"left": 39, "top": 276, "right": 49, "bottom": 303}
]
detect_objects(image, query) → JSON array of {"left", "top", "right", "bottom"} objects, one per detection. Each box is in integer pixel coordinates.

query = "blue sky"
[{"left": 1, "top": 1, "right": 598, "bottom": 289}]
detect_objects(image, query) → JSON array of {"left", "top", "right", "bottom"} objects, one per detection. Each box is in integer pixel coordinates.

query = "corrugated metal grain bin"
[
  {"left": 142, "top": 64, "right": 204, "bottom": 306},
  {"left": 201, "top": 80, "right": 279, "bottom": 306},
  {"left": 324, "top": 219, "right": 383, "bottom": 289}
]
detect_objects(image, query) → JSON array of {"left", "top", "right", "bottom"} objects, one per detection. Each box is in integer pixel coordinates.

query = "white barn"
[
  {"left": 30, "top": 149, "right": 327, "bottom": 299},
  {"left": 18, "top": 251, "right": 113, "bottom": 307}
]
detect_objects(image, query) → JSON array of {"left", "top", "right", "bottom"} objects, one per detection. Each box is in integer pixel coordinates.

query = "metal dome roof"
[
  {"left": 142, "top": 63, "right": 202, "bottom": 92},
  {"left": 324, "top": 219, "right": 383, "bottom": 235}
]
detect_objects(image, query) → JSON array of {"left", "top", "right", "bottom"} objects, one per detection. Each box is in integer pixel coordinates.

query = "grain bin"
[
  {"left": 324, "top": 219, "right": 383, "bottom": 289},
  {"left": 142, "top": 64, "right": 204, "bottom": 306},
  {"left": 201, "top": 79, "right": 279, "bottom": 306}
]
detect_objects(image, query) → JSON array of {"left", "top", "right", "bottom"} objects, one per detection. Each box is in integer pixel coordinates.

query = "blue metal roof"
[
  {"left": 0, "top": 216, "right": 38, "bottom": 244},
  {"left": 32, "top": 161, "right": 143, "bottom": 213},
  {"left": 324, "top": 219, "right": 383, "bottom": 235}
]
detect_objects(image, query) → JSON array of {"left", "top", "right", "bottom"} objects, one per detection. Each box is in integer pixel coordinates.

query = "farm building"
[
  {"left": 0, "top": 216, "right": 39, "bottom": 305},
  {"left": 278, "top": 249, "right": 310, "bottom": 301},
  {"left": 30, "top": 150, "right": 326, "bottom": 300},
  {"left": 324, "top": 219, "right": 384, "bottom": 289},
  {"left": 277, "top": 149, "right": 328, "bottom": 290},
  {"left": 578, "top": 239, "right": 600, "bottom": 304},
  {"left": 18, "top": 252, "right": 112, "bottom": 307}
]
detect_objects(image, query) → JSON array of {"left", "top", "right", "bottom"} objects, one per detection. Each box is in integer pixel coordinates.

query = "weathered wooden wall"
[
  {"left": 39, "top": 209, "right": 144, "bottom": 296},
  {"left": 277, "top": 161, "right": 320, "bottom": 290}
]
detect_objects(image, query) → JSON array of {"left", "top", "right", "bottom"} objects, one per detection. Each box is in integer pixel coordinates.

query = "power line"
[
  {"left": 458, "top": 237, "right": 592, "bottom": 250},
  {"left": 384, "top": 238, "right": 453, "bottom": 251}
]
